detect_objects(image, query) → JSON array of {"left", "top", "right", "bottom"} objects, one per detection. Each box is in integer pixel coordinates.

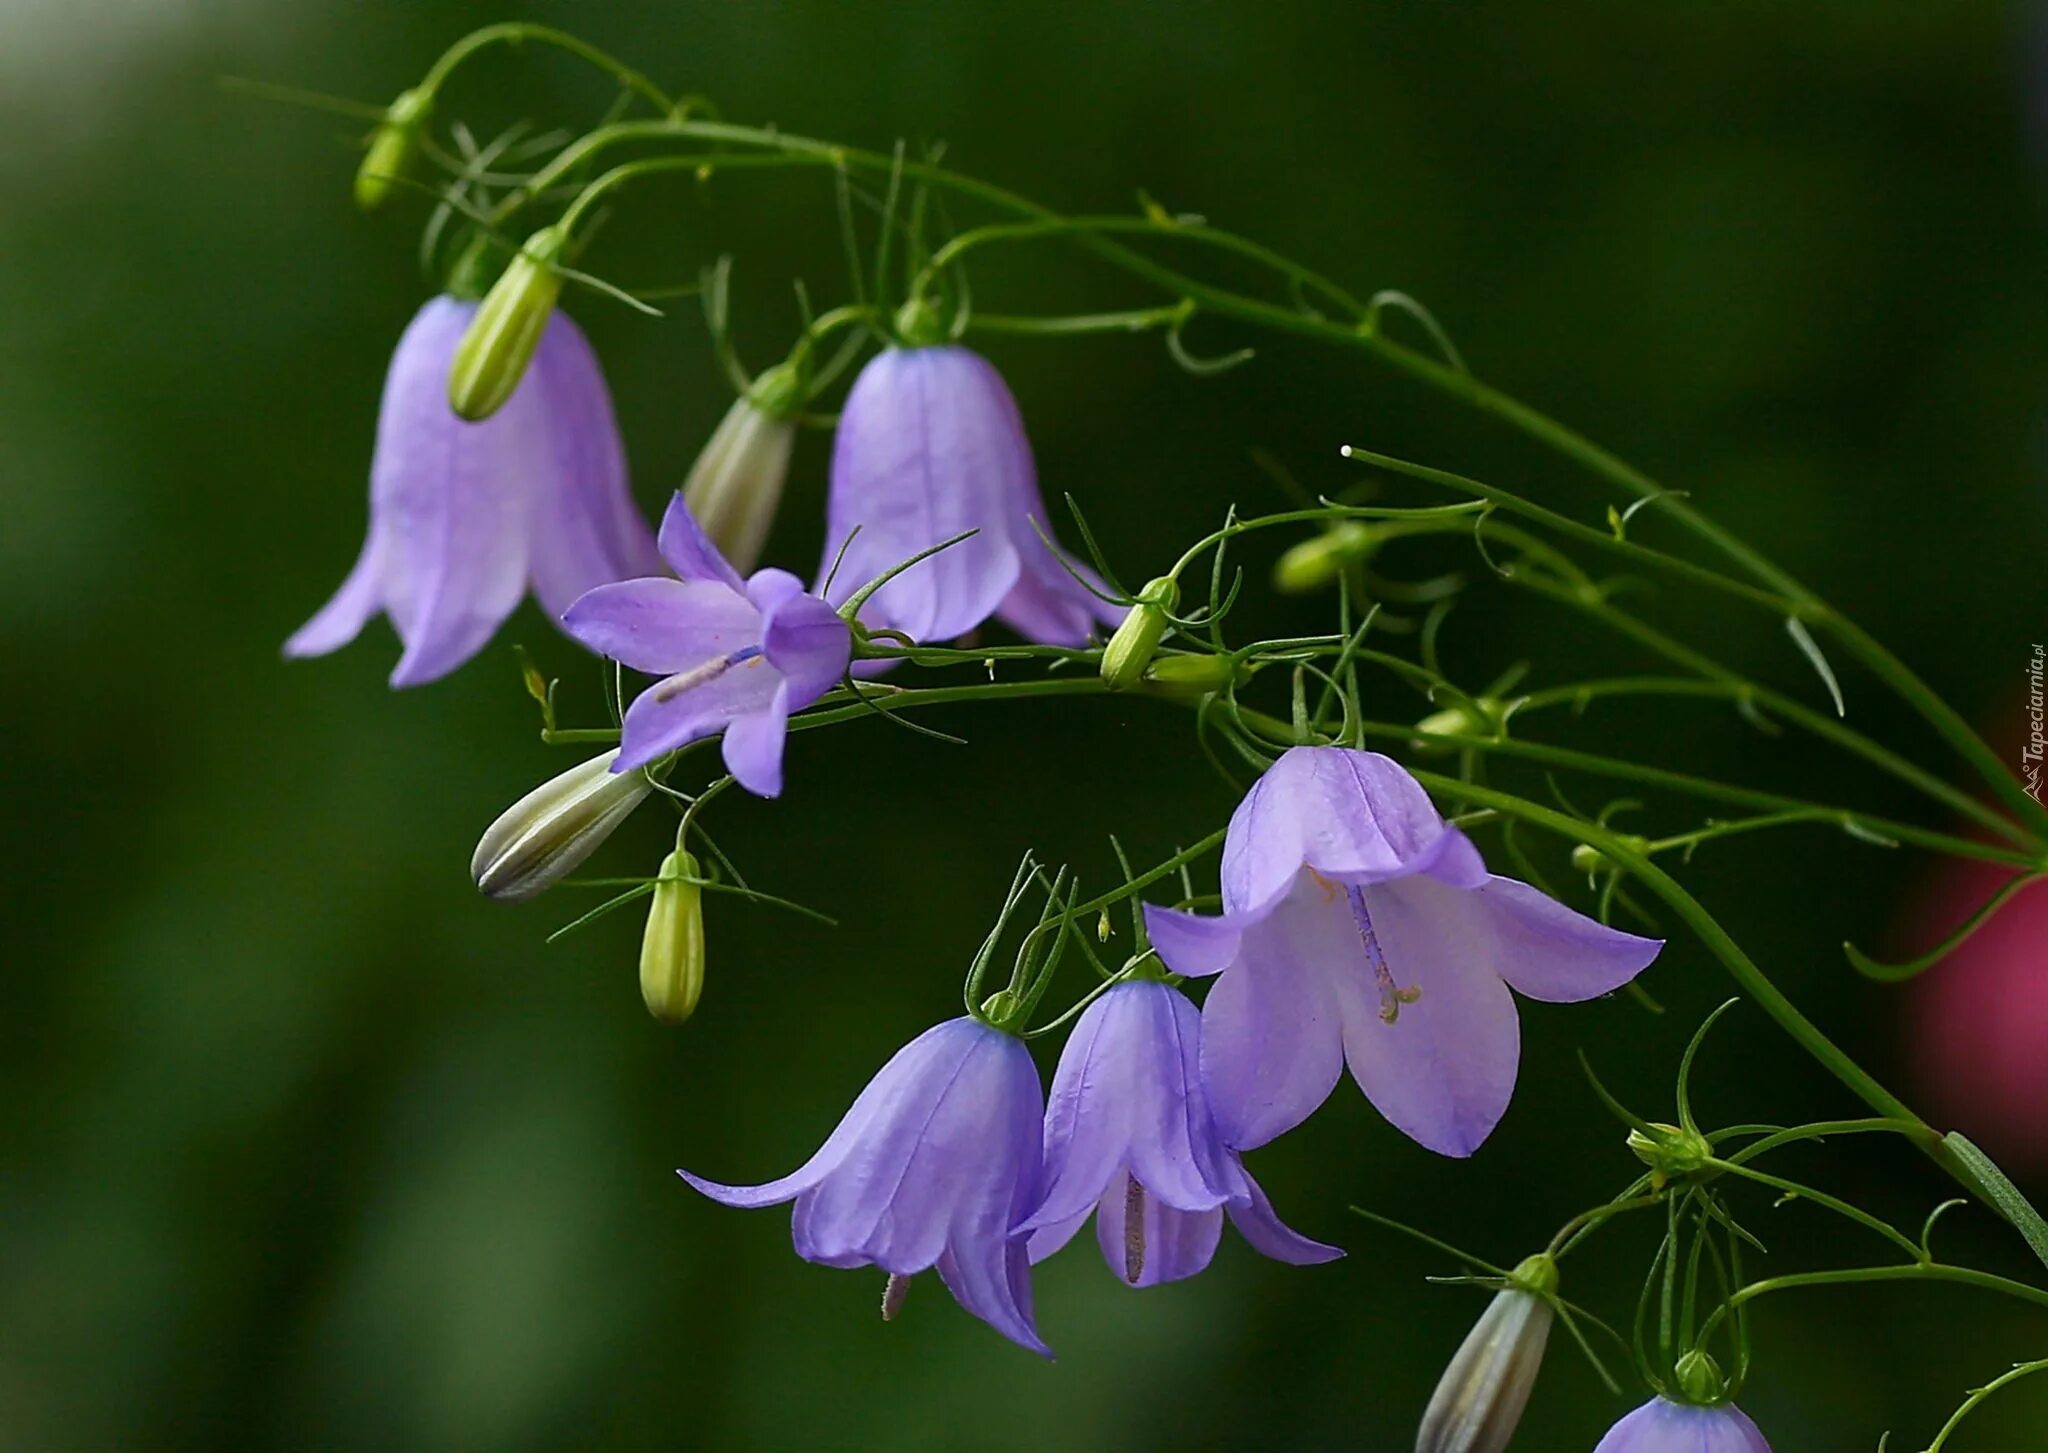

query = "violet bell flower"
[
  {"left": 562, "top": 494, "right": 850, "bottom": 798},
  {"left": 1019, "top": 978, "right": 1340, "bottom": 1286},
  {"left": 287, "top": 296, "right": 661, "bottom": 686},
  {"left": 1145, "top": 747, "right": 1663, "bottom": 1158},
  {"left": 1592, "top": 1398, "right": 1772, "bottom": 1453},
  {"left": 817, "top": 344, "right": 1121, "bottom": 647},
  {"left": 679, "top": 1015, "right": 1051, "bottom": 1355}
]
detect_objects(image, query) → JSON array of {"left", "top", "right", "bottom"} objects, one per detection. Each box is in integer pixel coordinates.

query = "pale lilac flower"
[
  {"left": 680, "top": 1016, "right": 1050, "bottom": 1355},
  {"left": 562, "top": 495, "right": 850, "bottom": 797},
  {"left": 1019, "top": 979, "right": 1339, "bottom": 1286},
  {"left": 1593, "top": 1398, "right": 1772, "bottom": 1452},
  {"left": 1146, "top": 747, "right": 1662, "bottom": 1158},
  {"left": 817, "top": 346, "right": 1121, "bottom": 647},
  {"left": 288, "top": 296, "right": 661, "bottom": 686}
]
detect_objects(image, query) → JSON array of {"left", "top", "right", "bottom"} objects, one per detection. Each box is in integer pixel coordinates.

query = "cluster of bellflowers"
[{"left": 275, "top": 25, "right": 2048, "bottom": 1449}]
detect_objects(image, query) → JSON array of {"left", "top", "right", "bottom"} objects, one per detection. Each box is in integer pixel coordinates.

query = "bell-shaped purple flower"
[
  {"left": 1019, "top": 979, "right": 1340, "bottom": 1286},
  {"left": 679, "top": 1016, "right": 1050, "bottom": 1356},
  {"left": 817, "top": 345, "right": 1121, "bottom": 647},
  {"left": 287, "top": 296, "right": 662, "bottom": 686},
  {"left": 1145, "top": 747, "right": 1662, "bottom": 1158},
  {"left": 1592, "top": 1398, "right": 1772, "bottom": 1452},
  {"left": 562, "top": 495, "right": 850, "bottom": 797}
]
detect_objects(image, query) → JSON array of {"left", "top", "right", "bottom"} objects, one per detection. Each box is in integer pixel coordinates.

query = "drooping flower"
[
  {"left": 1145, "top": 747, "right": 1662, "bottom": 1157},
  {"left": 679, "top": 1016, "right": 1050, "bottom": 1355},
  {"left": 1591, "top": 1398, "right": 1772, "bottom": 1453},
  {"left": 287, "top": 296, "right": 662, "bottom": 687},
  {"left": 817, "top": 345, "right": 1121, "bottom": 647},
  {"left": 1415, "top": 1254, "right": 1557, "bottom": 1453},
  {"left": 470, "top": 748, "right": 655, "bottom": 901},
  {"left": 562, "top": 494, "right": 851, "bottom": 797},
  {"left": 1018, "top": 979, "right": 1340, "bottom": 1286}
]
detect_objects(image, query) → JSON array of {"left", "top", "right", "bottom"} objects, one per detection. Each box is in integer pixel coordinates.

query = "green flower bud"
[
  {"left": 448, "top": 225, "right": 569, "bottom": 422},
  {"left": 1417, "top": 1254, "right": 1559, "bottom": 1453},
  {"left": 1674, "top": 1348, "right": 1728, "bottom": 1405},
  {"left": 640, "top": 848, "right": 706, "bottom": 1024},
  {"left": 471, "top": 750, "right": 653, "bottom": 902},
  {"left": 355, "top": 88, "right": 431, "bottom": 212},
  {"left": 1411, "top": 697, "right": 1500, "bottom": 756},
  {"left": 1272, "top": 522, "right": 1377, "bottom": 595},
  {"left": 681, "top": 373, "right": 801, "bottom": 575},
  {"left": 1626, "top": 1122, "right": 1718, "bottom": 1189},
  {"left": 1100, "top": 577, "right": 1180, "bottom": 692},
  {"left": 1571, "top": 836, "right": 1648, "bottom": 876},
  {"left": 1139, "top": 654, "right": 1248, "bottom": 700}
]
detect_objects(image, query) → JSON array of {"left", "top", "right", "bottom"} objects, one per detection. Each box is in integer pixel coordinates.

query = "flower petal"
[
  {"left": 1142, "top": 904, "right": 1250, "bottom": 979},
  {"left": 1478, "top": 875, "right": 1663, "bottom": 1003},
  {"left": 936, "top": 1238, "right": 1050, "bottom": 1357},
  {"left": 1221, "top": 747, "right": 1484, "bottom": 917},
  {"left": 523, "top": 312, "right": 663, "bottom": 616},
  {"left": 560, "top": 578, "right": 760, "bottom": 675},
  {"left": 1224, "top": 1164, "right": 1344, "bottom": 1265},
  {"left": 721, "top": 683, "right": 790, "bottom": 798},
  {"left": 657, "top": 490, "right": 747, "bottom": 591},
  {"left": 995, "top": 538, "right": 1122, "bottom": 648},
  {"left": 614, "top": 651, "right": 783, "bottom": 772},
  {"left": 760, "top": 584, "right": 853, "bottom": 707},
  {"left": 1091, "top": 1168, "right": 1224, "bottom": 1287},
  {"left": 1593, "top": 1398, "right": 1772, "bottom": 1453},
  {"left": 1199, "top": 896, "right": 1349, "bottom": 1150},
  {"left": 817, "top": 346, "right": 1025, "bottom": 643},
  {"left": 1338, "top": 874, "right": 1521, "bottom": 1157},
  {"left": 286, "top": 533, "right": 385, "bottom": 659}
]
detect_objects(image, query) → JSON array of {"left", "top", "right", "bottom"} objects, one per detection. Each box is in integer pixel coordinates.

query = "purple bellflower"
[
  {"left": 1593, "top": 1398, "right": 1772, "bottom": 1453},
  {"left": 679, "top": 1016, "right": 1051, "bottom": 1356},
  {"left": 1145, "top": 747, "right": 1662, "bottom": 1158},
  {"left": 562, "top": 494, "right": 850, "bottom": 797},
  {"left": 287, "top": 296, "right": 661, "bottom": 687},
  {"left": 1019, "top": 978, "right": 1341, "bottom": 1286},
  {"left": 817, "top": 345, "right": 1122, "bottom": 647}
]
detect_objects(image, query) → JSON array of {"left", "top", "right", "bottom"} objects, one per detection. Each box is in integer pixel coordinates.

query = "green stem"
[
  {"left": 1925, "top": 1358, "right": 2048, "bottom": 1453},
  {"left": 1696, "top": 1264, "right": 2048, "bottom": 1349},
  {"left": 418, "top": 23, "right": 674, "bottom": 113}
]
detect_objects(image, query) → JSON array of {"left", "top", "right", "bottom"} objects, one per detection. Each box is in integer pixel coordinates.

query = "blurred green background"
[{"left": 6, "top": 2, "right": 2048, "bottom": 1448}]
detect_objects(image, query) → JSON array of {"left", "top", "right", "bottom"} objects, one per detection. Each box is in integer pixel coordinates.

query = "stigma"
[{"left": 1345, "top": 884, "right": 1420, "bottom": 1023}]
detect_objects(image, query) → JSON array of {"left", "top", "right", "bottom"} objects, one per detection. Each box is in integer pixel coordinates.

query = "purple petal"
[
  {"left": 560, "top": 578, "right": 760, "bottom": 675},
  {"left": 721, "top": 683, "right": 790, "bottom": 798},
  {"left": 995, "top": 537, "right": 1122, "bottom": 648},
  {"left": 1199, "top": 892, "right": 1349, "bottom": 1150},
  {"left": 936, "top": 1238, "right": 1050, "bottom": 1358},
  {"left": 1478, "top": 875, "right": 1663, "bottom": 1002},
  {"left": 1338, "top": 874, "right": 1521, "bottom": 1158},
  {"left": 1593, "top": 1398, "right": 1772, "bottom": 1453},
  {"left": 523, "top": 312, "right": 663, "bottom": 616},
  {"left": 657, "top": 491, "right": 747, "bottom": 591},
  {"left": 614, "top": 651, "right": 784, "bottom": 772},
  {"left": 1221, "top": 747, "right": 1485, "bottom": 918},
  {"left": 1142, "top": 904, "right": 1250, "bottom": 979},
  {"left": 286, "top": 534, "right": 385, "bottom": 659},
  {"left": 817, "top": 346, "right": 1025, "bottom": 642},
  {"left": 1091, "top": 1169, "right": 1224, "bottom": 1287},
  {"left": 1224, "top": 1165, "right": 1344, "bottom": 1265},
  {"left": 759, "top": 584, "right": 853, "bottom": 707}
]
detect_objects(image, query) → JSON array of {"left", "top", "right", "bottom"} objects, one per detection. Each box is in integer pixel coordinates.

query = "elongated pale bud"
[
  {"left": 471, "top": 750, "right": 652, "bottom": 902},
  {"left": 1139, "top": 654, "right": 1246, "bottom": 700},
  {"left": 1273, "top": 521, "right": 1376, "bottom": 594},
  {"left": 1416, "top": 1254, "right": 1557, "bottom": 1453},
  {"left": 449, "top": 225, "right": 569, "bottom": 421},
  {"left": 640, "top": 848, "right": 706, "bottom": 1023},
  {"left": 1099, "top": 576, "right": 1179, "bottom": 692},
  {"left": 680, "top": 366, "right": 801, "bottom": 575},
  {"left": 355, "top": 88, "right": 431, "bottom": 212}
]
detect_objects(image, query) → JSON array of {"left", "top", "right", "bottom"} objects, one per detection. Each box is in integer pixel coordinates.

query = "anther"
[
  {"left": 880, "top": 1272, "right": 911, "bottom": 1322},
  {"left": 1122, "top": 1178, "right": 1147, "bottom": 1285}
]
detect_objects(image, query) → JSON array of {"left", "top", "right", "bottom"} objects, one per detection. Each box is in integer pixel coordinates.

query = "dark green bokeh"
[{"left": 5, "top": 2, "right": 2047, "bottom": 1448}]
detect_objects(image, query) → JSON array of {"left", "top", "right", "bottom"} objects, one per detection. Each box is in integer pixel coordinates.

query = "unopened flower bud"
[
  {"left": 1417, "top": 1254, "right": 1558, "bottom": 1453},
  {"left": 1572, "top": 836, "right": 1649, "bottom": 876},
  {"left": 640, "top": 847, "right": 706, "bottom": 1023},
  {"left": 471, "top": 750, "right": 652, "bottom": 902},
  {"left": 355, "top": 88, "right": 431, "bottom": 212},
  {"left": 1626, "top": 1122, "right": 1718, "bottom": 1189},
  {"left": 1673, "top": 1349, "right": 1728, "bottom": 1405},
  {"left": 1140, "top": 654, "right": 1246, "bottom": 700},
  {"left": 1273, "top": 521, "right": 1377, "bottom": 594},
  {"left": 680, "top": 369, "right": 800, "bottom": 575},
  {"left": 1100, "top": 577, "right": 1179, "bottom": 692},
  {"left": 449, "top": 224, "right": 569, "bottom": 421},
  {"left": 1412, "top": 697, "right": 1500, "bottom": 756},
  {"left": 893, "top": 295, "right": 948, "bottom": 348}
]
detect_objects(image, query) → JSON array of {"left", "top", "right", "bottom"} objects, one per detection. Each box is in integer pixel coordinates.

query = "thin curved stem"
[{"left": 419, "top": 24, "right": 674, "bottom": 113}]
